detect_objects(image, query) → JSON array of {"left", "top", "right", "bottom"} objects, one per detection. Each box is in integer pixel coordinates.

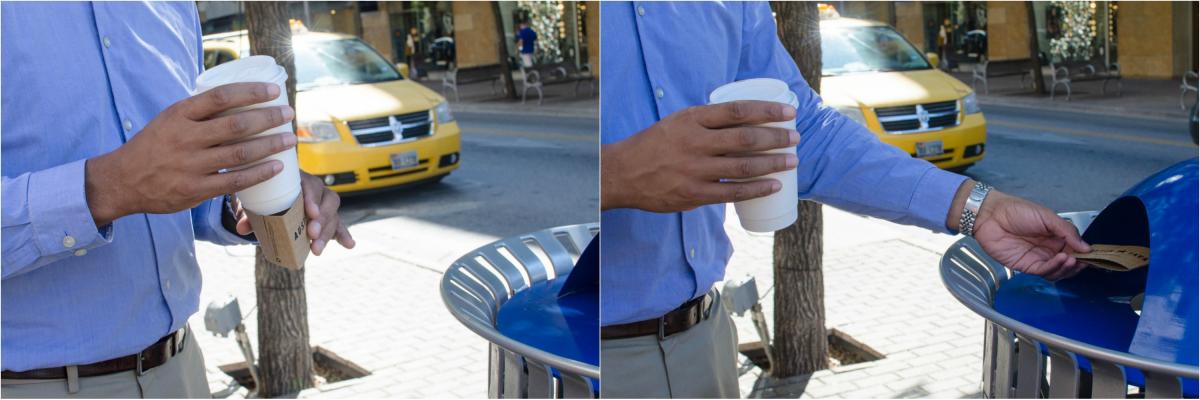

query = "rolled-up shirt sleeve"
[
  {"left": 2, "top": 159, "right": 114, "bottom": 279},
  {"left": 737, "top": 2, "right": 967, "bottom": 232}
]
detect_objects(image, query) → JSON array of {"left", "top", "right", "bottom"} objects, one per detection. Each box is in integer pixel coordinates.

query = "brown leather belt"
[
  {"left": 602, "top": 293, "right": 713, "bottom": 340},
  {"left": 1, "top": 329, "right": 187, "bottom": 380}
]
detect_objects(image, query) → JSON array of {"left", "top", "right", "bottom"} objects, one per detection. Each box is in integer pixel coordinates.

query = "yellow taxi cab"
[
  {"left": 202, "top": 26, "right": 460, "bottom": 193},
  {"left": 818, "top": 11, "right": 986, "bottom": 171}
]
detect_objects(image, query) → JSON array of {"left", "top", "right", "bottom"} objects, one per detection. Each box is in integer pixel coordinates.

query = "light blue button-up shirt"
[
  {"left": 1, "top": 2, "right": 249, "bottom": 371},
  {"left": 600, "top": 2, "right": 967, "bottom": 326}
]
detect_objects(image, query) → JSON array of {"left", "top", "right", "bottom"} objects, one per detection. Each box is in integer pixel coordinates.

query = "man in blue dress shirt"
[
  {"left": 599, "top": 2, "right": 1091, "bottom": 397},
  {"left": 1, "top": 2, "right": 354, "bottom": 397}
]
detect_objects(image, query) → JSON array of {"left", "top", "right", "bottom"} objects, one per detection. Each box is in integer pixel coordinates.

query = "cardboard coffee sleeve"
[{"left": 246, "top": 196, "right": 310, "bottom": 269}]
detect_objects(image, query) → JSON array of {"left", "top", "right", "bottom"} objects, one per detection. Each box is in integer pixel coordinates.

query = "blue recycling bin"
[
  {"left": 441, "top": 223, "right": 599, "bottom": 398},
  {"left": 942, "top": 158, "right": 1200, "bottom": 398}
]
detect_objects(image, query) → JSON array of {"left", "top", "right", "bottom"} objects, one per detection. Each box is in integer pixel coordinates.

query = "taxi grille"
[
  {"left": 874, "top": 100, "right": 959, "bottom": 133},
  {"left": 346, "top": 111, "right": 433, "bottom": 146}
]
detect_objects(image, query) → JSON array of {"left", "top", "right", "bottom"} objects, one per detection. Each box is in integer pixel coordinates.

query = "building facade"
[
  {"left": 197, "top": 1, "right": 599, "bottom": 76},
  {"left": 831, "top": 1, "right": 1197, "bottom": 80}
]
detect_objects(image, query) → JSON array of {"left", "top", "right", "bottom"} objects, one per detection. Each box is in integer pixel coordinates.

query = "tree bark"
[
  {"left": 1026, "top": 1, "right": 1046, "bottom": 94},
  {"left": 769, "top": 1, "right": 829, "bottom": 378},
  {"left": 493, "top": 2, "right": 518, "bottom": 99},
  {"left": 245, "top": 2, "right": 315, "bottom": 397}
]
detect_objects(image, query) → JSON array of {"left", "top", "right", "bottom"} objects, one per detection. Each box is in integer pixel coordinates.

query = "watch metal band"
[{"left": 959, "top": 181, "right": 992, "bottom": 237}]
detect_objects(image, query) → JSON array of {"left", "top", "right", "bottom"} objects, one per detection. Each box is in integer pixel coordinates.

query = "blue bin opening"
[{"left": 994, "top": 158, "right": 1199, "bottom": 396}]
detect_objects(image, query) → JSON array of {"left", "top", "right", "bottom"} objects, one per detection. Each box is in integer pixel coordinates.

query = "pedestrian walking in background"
[
  {"left": 517, "top": 20, "right": 537, "bottom": 68},
  {"left": 406, "top": 26, "right": 421, "bottom": 78}
]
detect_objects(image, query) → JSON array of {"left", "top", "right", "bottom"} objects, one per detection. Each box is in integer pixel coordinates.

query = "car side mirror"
[
  {"left": 396, "top": 63, "right": 410, "bottom": 78},
  {"left": 926, "top": 52, "right": 940, "bottom": 68}
]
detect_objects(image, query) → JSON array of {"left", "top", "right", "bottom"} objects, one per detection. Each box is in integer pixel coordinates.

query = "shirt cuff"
[
  {"left": 906, "top": 166, "right": 968, "bottom": 234},
  {"left": 207, "top": 196, "right": 256, "bottom": 246},
  {"left": 28, "top": 159, "right": 113, "bottom": 256}
]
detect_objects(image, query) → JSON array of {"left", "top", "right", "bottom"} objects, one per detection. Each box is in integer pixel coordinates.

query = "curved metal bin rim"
[
  {"left": 940, "top": 228, "right": 1199, "bottom": 380},
  {"left": 440, "top": 222, "right": 600, "bottom": 380}
]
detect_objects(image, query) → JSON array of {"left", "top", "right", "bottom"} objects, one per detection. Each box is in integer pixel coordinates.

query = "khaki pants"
[
  {"left": 2, "top": 326, "right": 209, "bottom": 398},
  {"left": 601, "top": 290, "right": 740, "bottom": 398}
]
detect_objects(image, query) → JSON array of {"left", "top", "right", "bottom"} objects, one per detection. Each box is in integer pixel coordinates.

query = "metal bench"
[
  {"left": 1050, "top": 59, "right": 1122, "bottom": 101},
  {"left": 441, "top": 223, "right": 600, "bottom": 398},
  {"left": 972, "top": 58, "right": 1034, "bottom": 94},
  {"left": 1181, "top": 71, "right": 1197, "bottom": 110}
]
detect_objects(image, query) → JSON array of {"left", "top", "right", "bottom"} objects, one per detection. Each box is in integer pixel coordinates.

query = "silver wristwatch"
[{"left": 959, "top": 181, "right": 993, "bottom": 237}]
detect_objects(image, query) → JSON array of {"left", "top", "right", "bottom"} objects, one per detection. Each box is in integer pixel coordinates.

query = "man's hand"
[
  {"left": 86, "top": 83, "right": 296, "bottom": 226},
  {"left": 233, "top": 173, "right": 356, "bottom": 255},
  {"left": 601, "top": 101, "right": 800, "bottom": 212},
  {"left": 948, "top": 180, "right": 1091, "bottom": 280}
]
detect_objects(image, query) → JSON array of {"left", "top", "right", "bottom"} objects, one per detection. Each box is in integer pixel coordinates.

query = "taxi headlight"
[
  {"left": 297, "top": 120, "right": 341, "bottom": 143},
  {"left": 435, "top": 101, "right": 454, "bottom": 124},
  {"left": 963, "top": 92, "right": 982, "bottom": 114},
  {"left": 832, "top": 105, "right": 867, "bottom": 128}
]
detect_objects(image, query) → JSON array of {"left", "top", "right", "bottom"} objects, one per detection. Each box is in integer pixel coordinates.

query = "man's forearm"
[
  {"left": 84, "top": 152, "right": 129, "bottom": 227},
  {"left": 945, "top": 178, "right": 975, "bottom": 233},
  {"left": 600, "top": 142, "right": 628, "bottom": 211}
]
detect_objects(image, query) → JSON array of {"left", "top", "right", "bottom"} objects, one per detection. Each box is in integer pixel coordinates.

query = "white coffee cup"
[
  {"left": 708, "top": 78, "right": 800, "bottom": 232},
  {"left": 194, "top": 55, "right": 301, "bottom": 215}
]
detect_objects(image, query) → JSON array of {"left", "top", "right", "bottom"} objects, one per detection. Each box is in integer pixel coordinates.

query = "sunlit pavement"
[{"left": 192, "top": 110, "right": 597, "bottom": 398}]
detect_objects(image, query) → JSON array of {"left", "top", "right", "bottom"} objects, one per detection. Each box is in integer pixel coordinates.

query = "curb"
[
  {"left": 978, "top": 96, "right": 1187, "bottom": 121},
  {"left": 449, "top": 102, "right": 598, "bottom": 119}
]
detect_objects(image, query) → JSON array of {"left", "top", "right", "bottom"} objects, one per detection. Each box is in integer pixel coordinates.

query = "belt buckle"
[
  {"left": 656, "top": 317, "right": 667, "bottom": 341},
  {"left": 135, "top": 353, "right": 146, "bottom": 376}
]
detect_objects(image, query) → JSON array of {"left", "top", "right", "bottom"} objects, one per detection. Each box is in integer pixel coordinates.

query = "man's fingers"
[
  {"left": 703, "top": 127, "right": 800, "bottom": 154},
  {"left": 182, "top": 83, "right": 282, "bottom": 121},
  {"left": 693, "top": 101, "right": 796, "bottom": 129},
  {"left": 700, "top": 153, "right": 798, "bottom": 180},
  {"left": 202, "top": 160, "right": 283, "bottom": 195},
  {"left": 335, "top": 221, "right": 356, "bottom": 249},
  {"left": 690, "top": 179, "right": 782, "bottom": 205},
  {"left": 1048, "top": 214, "right": 1091, "bottom": 253},
  {"left": 203, "top": 106, "right": 294, "bottom": 145},
  {"left": 201, "top": 133, "right": 296, "bottom": 170}
]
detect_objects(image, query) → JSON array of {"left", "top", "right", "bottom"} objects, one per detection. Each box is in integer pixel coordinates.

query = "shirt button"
[
  {"left": 102, "top": 36, "right": 112, "bottom": 48},
  {"left": 62, "top": 235, "right": 76, "bottom": 248},
  {"left": 74, "top": 249, "right": 87, "bottom": 257},
  {"left": 637, "top": 5, "right": 646, "bottom": 16},
  {"left": 690, "top": 247, "right": 696, "bottom": 259},
  {"left": 123, "top": 119, "right": 133, "bottom": 132},
  {"left": 164, "top": 280, "right": 172, "bottom": 290},
  {"left": 655, "top": 87, "right": 665, "bottom": 98}
]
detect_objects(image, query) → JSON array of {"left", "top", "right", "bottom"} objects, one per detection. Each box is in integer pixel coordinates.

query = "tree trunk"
[
  {"left": 244, "top": 2, "right": 315, "bottom": 397},
  {"left": 493, "top": 2, "right": 517, "bottom": 99},
  {"left": 769, "top": 1, "right": 828, "bottom": 378},
  {"left": 1026, "top": 1, "right": 1046, "bottom": 94}
]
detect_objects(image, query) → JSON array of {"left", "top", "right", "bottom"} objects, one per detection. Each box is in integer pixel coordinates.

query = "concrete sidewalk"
[
  {"left": 724, "top": 206, "right": 987, "bottom": 398},
  {"left": 949, "top": 64, "right": 1194, "bottom": 120},
  {"left": 192, "top": 216, "right": 503, "bottom": 398},
  {"left": 415, "top": 70, "right": 598, "bottom": 119}
]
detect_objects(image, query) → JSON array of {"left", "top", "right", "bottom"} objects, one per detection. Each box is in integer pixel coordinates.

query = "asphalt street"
[
  {"left": 337, "top": 111, "right": 598, "bottom": 239},
  {"left": 961, "top": 104, "right": 1198, "bottom": 213}
]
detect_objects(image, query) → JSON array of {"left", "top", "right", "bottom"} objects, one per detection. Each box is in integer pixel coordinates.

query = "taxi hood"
[
  {"left": 295, "top": 79, "right": 442, "bottom": 122},
  {"left": 820, "top": 69, "right": 970, "bottom": 108}
]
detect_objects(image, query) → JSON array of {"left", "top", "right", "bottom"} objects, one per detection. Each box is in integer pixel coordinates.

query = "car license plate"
[
  {"left": 390, "top": 151, "right": 418, "bottom": 170},
  {"left": 916, "top": 140, "right": 944, "bottom": 158}
]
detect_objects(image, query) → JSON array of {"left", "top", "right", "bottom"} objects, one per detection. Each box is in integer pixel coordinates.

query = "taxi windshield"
[
  {"left": 294, "top": 38, "right": 402, "bottom": 90},
  {"left": 821, "top": 25, "right": 931, "bottom": 76}
]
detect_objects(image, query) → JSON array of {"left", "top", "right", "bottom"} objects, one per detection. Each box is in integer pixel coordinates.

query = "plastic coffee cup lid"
[
  {"left": 195, "top": 55, "right": 287, "bottom": 93},
  {"left": 708, "top": 78, "right": 799, "bottom": 108}
]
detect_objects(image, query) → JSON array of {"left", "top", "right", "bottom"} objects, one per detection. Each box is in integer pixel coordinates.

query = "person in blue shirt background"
[
  {"left": 517, "top": 20, "right": 538, "bottom": 68},
  {"left": 598, "top": 2, "right": 1091, "bottom": 397},
  {"left": 1, "top": 2, "right": 354, "bottom": 397}
]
